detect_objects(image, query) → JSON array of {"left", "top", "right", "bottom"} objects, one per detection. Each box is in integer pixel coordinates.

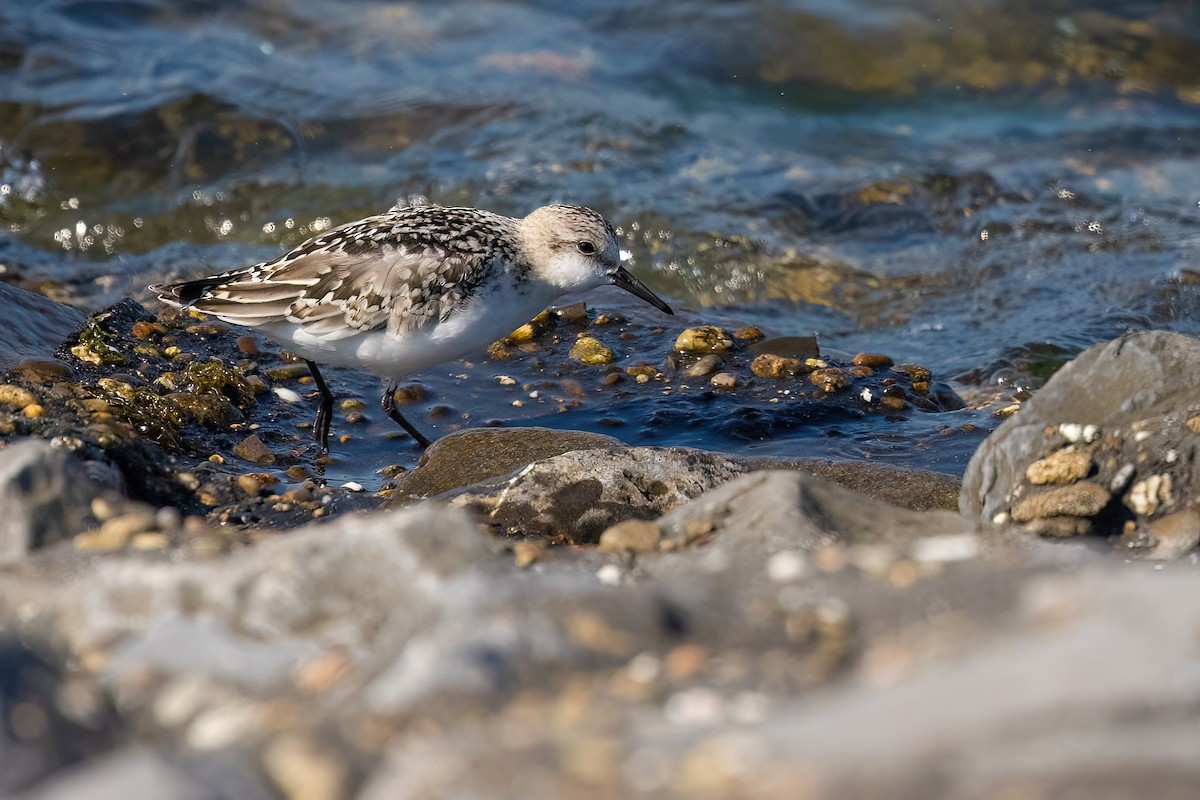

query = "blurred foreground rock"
[{"left": 2, "top": 315, "right": 1200, "bottom": 798}]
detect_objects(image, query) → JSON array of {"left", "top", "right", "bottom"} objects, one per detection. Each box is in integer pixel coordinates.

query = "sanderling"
[{"left": 150, "top": 203, "right": 673, "bottom": 451}]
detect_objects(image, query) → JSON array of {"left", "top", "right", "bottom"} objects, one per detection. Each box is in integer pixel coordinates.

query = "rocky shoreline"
[{"left": 1, "top": 287, "right": 1198, "bottom": 798}]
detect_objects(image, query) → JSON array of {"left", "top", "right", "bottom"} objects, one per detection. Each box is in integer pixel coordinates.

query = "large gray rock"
[
  {"left": 0, "top": 440, "right": 106, "bottom": 566},
  {"left": 445, "top": 446, "right": 750, "bottom": 543},
  {"left": 962, "top": 331, "right": 1200, "bottom": 556}
]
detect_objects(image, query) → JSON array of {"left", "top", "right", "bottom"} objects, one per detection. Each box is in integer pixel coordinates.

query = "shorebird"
[{"left": 150, "top": 203, "right": 673, "bottom": 451}]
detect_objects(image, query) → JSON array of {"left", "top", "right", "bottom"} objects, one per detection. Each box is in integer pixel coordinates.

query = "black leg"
[
  {"left": 381, "top": 381, "right": 432, "bottom": 449},
  {"left": 305, "top": 359, "right": 335, "bottom": 452}
]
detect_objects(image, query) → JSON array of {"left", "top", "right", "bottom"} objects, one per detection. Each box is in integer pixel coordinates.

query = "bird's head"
[{"left": 522, "top": 204, "right": 673, "bottom": 314}]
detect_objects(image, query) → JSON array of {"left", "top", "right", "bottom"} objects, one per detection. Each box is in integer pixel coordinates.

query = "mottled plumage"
[{"left": 150, "top": 202, "right": 672, "bottom": 452}]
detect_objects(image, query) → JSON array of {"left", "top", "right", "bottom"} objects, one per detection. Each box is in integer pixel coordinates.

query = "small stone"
[
  {"left": 11, "top": 358, "right": 72, "bottom": 383},
  {"left": 710, "top": 372, "right": 739, "bottom": 390},
  {"left": 0, "top": 385, "right": 36, "bottom": 408},
  {"left": 131, "top": 321, "right": 165, "bottom": 339},
  {"left": 626, "top": 362, "right": 656, "bottom": 378},
  {"left": 1026, "top": 447, "right": 1092, "bottom": 485},
  {"left": 569, "top": 336, "right": 615, "bottom": 365},
  {"left": 1010, "top": 482, "right": 1111, "bottom": 523},
  {"left": 598, "top": 519, "right": 662, "bottom": 553},
  {"left": 233, "top": 434, "right": 276, "bottom": 465},
  {"left": 560, "top": 378, "right": 586, "bottom": 398},
  {"left": 1186, "top": 416, "right": 1200, "bottom": 434},
  {"left": 674, "top": 326, "right": 733, "bottom": 353},
  {"left": 487, "top": 340, "right": 514, "bottom": 361},
  {"left": 810, "top": 368, "right": 851, "bottom": 393},
  {"left": 236, "top": 335, "right": 260, "bottom": 355},
  {"left": 512, "top": 540, "right": 544, "bottom": 567},
  {"left": 750, "top": 336, "right": 819, "bottom": 359},
  {"left": 389, "top": 384, "right": 427, "bottom": 405},
  {"left": 1025, "top": 516, "right": 1094, "bottom": 537},
  {"left": 750, "top": 353, "right": 799, "bottom": 378},
  {"left": 555, "top": 302, "right": 589, "bottom": 325},
  {"left": 22, "top": 404, "right": 43, "bottom": 419},
  {"left": 684, "top": 354, "right": 722, "bottom": 378},
  {"left": 1127, "top": 474, "right": 1173, "bottom": 516},
  {"left": 891, "top": 363, "right": 932, "bottom": 382},
  {"left": 852, "top": 352, "right": 894, "bottom": 369},
  {"left": 601, "top": 372, "right": 623, "bottom": 386},
  {"left": 265, "top": 734, "right": 350, "bottom": 800},
  {"left": 734, "top": 326, "right": 765, "bottom": 342},
  {"left": 131, "top": 532, "right": 170, "bottom": 550},
  {"left": 76, "top": 510, "right": 157, "bottom": 550},
  {"left": 237, "top": 474, "right": 265, "bottom": 496}
]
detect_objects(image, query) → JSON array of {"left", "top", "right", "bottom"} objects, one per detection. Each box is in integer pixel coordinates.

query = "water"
[{"left": 3, "top": 0, "right": 1200, "bottom": 484}]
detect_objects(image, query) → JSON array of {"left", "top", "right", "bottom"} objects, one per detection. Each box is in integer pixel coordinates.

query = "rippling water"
[{"left": 3, "top": 0, "right": 1200, "bottom": 481}]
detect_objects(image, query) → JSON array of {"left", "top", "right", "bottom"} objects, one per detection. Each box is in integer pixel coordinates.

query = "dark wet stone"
[{"left": 749, "top": 335, "right": 820, "bottom": 359}]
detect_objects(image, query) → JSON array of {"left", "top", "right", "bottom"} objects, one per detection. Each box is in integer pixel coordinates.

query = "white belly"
[{"left": 256, "top": 281, "right": 560, "bottom": 380}]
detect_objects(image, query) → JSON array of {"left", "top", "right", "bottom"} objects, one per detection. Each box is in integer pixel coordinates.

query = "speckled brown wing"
[{"left": 177, "top": 240, "right": 491, "bottom": 339}]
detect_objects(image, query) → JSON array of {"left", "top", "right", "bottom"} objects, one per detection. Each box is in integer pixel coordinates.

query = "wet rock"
[
  {"left": 388, "top": 427, "right": 621, "bottom": 501},
  {"left": 683, "top": 353, "right": 722, "bottom": 378},
  {"left": 852, "top": 352, "right": 894, "bottom": 369},
  {"left": 710, "top": 372, "right": 739, "bottom": 389},
  {"left": 657, "top": 470, "right": 978, "bottom": 553},
  {"left": 810, "top": 367, "right": 851, "bottom": 393},
  {"left": 447, "top": 446, "right": 750, "bottom": 543},
  {"left": 749, "top": 335, "right": 819, "bottom": 359},
  {"left": 1025, "top": 447, "right": 1092, "bottom": 485},
  {"left": 0, "top": 440, "right": 106, "bottom": 565},
  {"left": 750, "top": 353, "right": 800, "bottom": 378},
  {"left": 233, "top": 434, "right": 276, "bottom": 465},
  {"left": 673, "top": 326, "right": 733, "bottom": 353},
  {"left": 597, "top": 519, "right": 662, "bottom": 553},
  {"left": 963, "top": 331, "right": 1200, "bottom": 556},
  {"left": 568, "top": 336, "right": 614, "bottom": 365},
  {"left": 0, "top": 282, "right": 86, "bottom": 372}
]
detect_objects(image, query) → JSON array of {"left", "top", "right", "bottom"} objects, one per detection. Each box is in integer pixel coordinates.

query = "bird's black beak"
[{"left": 610, "top": 265, "right": 673, "bottom": 315}]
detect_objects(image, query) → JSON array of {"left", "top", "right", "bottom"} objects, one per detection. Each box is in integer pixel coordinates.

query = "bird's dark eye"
[{"left": 576, "top": 241, "right": 597, "bottom": 256}]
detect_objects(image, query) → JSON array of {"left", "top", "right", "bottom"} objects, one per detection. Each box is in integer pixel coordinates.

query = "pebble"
[
  {"left": 570, "top": 336, "right": 615, "bottom": 365},
  {"left": 263, "top": 734, "right": 347, "bottom": 800},
  {"left": 235, "top": 335, "right": 260, "bottom": 355},
  {"left": 710, "top": 372, "right": 739, "bottom": 390},
  {"left": 674, "top": 326, "right": 733, "bottom": 353},
  {"left": 1127, "top": 474, "right": 1173, "bottom": 516},
  {"left": 852, "top": 352, "right": 894, "bottom": 369},
  {"left": 1010, "top": 482, "right": 1111, "bottom": 523},
  {"left": 683, "top": 354, "right": 723, "bottom": 378},
  {"left": 1026, "top": 447, "right": 1092, "bottom": 485},
  {"left": 186, "top": 701, "right": 264, "bottom": 751},
  {"left": 810, "top": 368, "right": 851, "bottom": 393},
  {"left": 750, "top": 353, "right": 799, "bottom": 378},
  {"left": 11, "top": 358, "right": 72, "bottom": 383},
  {"left": 598, "top": 519, "right": 662, "bottom": 553},
  {"left": 390, "top": 384, "right": 427, "bottom": 405},
  {"left": 234, "top": 434, "right": 276, "bottom": 465},
  {"left": 0, "top": 384, "right": 36, "bottom": 408},
  {"left": 555, "top": 301, "right": 589, "bottom": 326},
  {"left": 734, "top": 326, "right": 765, "bottom": 342}
]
